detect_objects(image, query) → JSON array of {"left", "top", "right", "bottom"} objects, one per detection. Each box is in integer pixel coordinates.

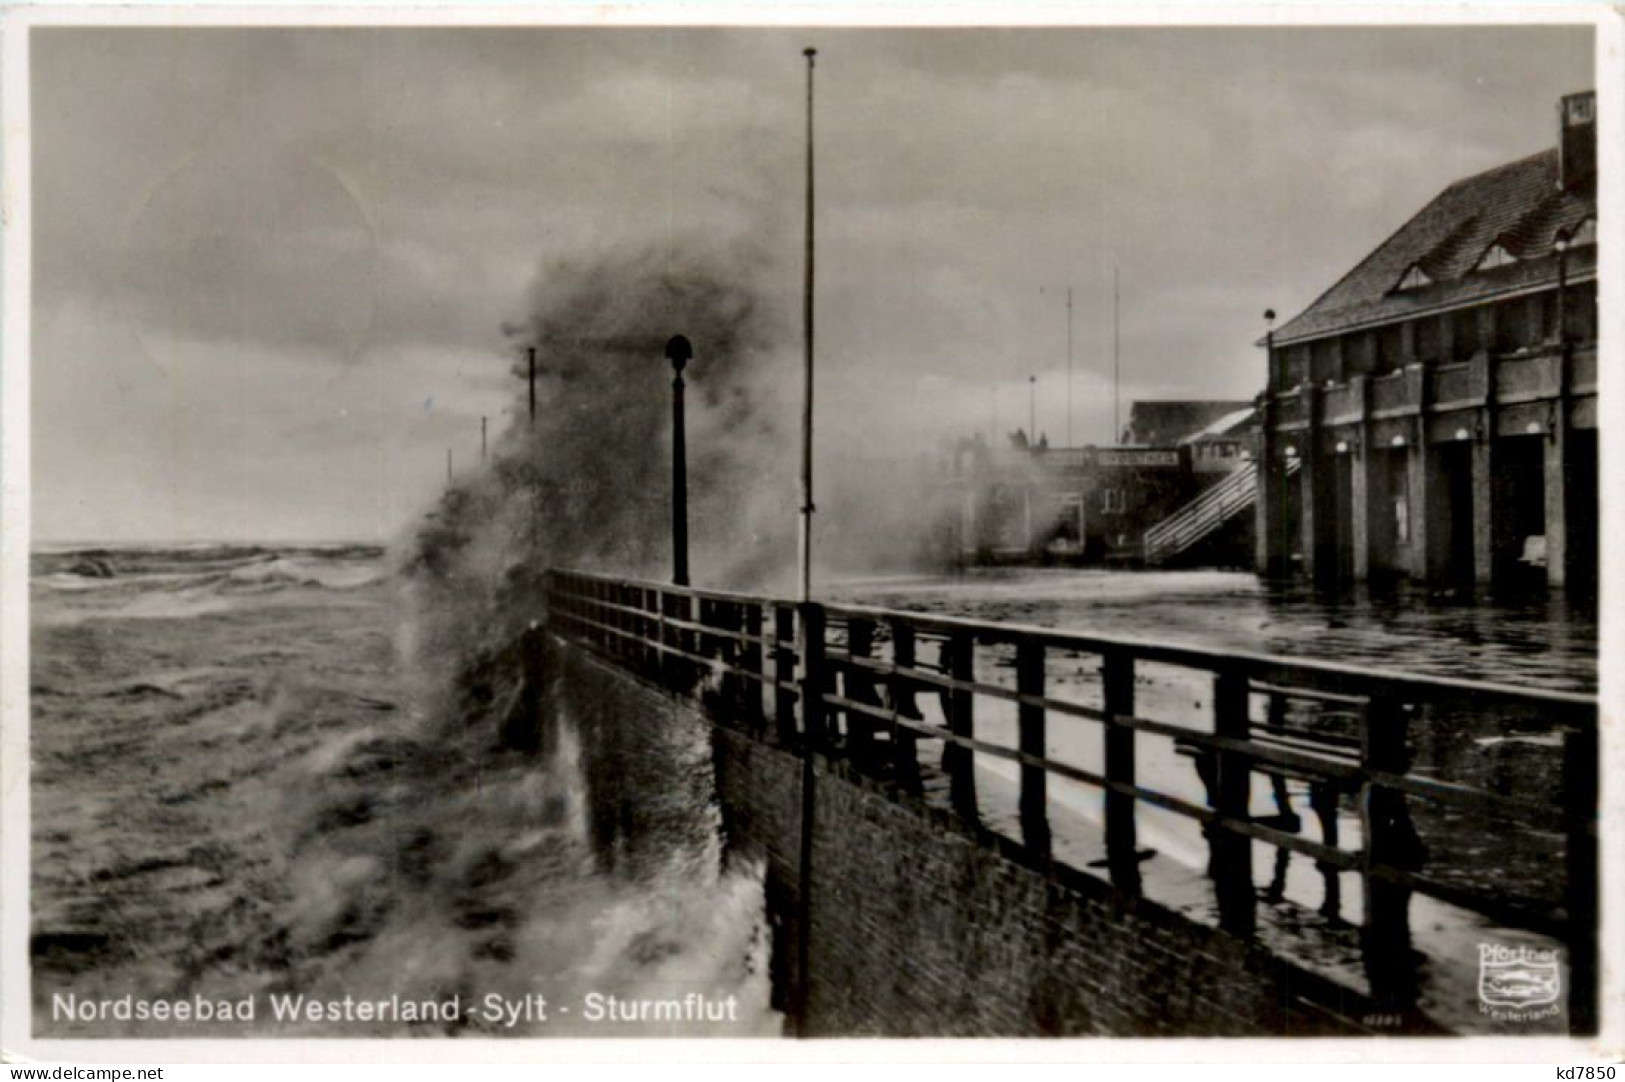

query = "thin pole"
[
  {"left": 1066, "top": 286, "right": 1074, "bottom": 448},
  {"left": 1556, "top": 236, "right": 1570, "bottom": 361},
  {"left": 1113, "top": 266, "right": 1121, "bottom": 444},
  {"left": 528, "top": 346, "right": 537, "bottom": 426},
  {"left": 481, "top": 416, "right": 488, "bottom": 461},
  {"left": 798, "top": 47, "right": 817, "bottom": 604},
  {"left": 1028, "top": 375, "right": 1036, "bottom": 446},
  {"left": 672, "top": 367, "right": 689, "bottom": 587}
]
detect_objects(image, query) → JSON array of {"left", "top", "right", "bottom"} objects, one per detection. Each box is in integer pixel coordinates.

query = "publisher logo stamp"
[{"left": 1478, "top": 942, "right": 1562, "bottom": 1021}]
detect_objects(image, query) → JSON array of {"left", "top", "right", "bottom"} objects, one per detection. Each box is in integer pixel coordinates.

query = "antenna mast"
[
  {"left": 1113, "top": 266, "right": 1121, "bottom": 444},
  {"left": 798, "top": 47, "right": 817, "bottom": 603}
]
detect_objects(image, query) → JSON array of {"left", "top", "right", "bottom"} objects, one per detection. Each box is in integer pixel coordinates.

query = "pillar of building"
[
  {"left": 1298, "top": 385, "right": 1337, "bottom": 582},
  {"left": 1254, "top": 393, "right": 1285, "bottom": 577},
  {"left": 1350, "top": 451, "right": 1372, "bottom": 580},
  {"left": 1300, "top": 455, "right": 1337, "bottom": 583},
  {"left": 1471, "top": 355, "right": 1498, "bottom": 586},
  {"left": 1398, "top": 320, "right": 1417, "bottom": 366},
  {"left": 1405, "top": 429, "right": 1452, "bottom": 584},
  {"left": 1348, "top": 378, "right": 1374, "bottom": 581},
  {"left": 1470, "top": 433, "right": 1496, "bottom": 586},
  {"left": 1544, "top": 412, "right": 1569, "bottom": 589}
]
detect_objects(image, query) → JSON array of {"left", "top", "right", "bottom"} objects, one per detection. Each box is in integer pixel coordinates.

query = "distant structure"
[
  {"left": 1124, "top": 400, "right": 1250, "bottom": 447},
  {"left": 1256, "top": 91, "right": 1598, "bottom": 592},
  {"left": 947, "top": 399, "right": 1253, "bottom": 566}
]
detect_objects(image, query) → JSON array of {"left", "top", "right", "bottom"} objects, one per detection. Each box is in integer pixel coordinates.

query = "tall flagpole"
[
  {"left": 1113, "top": 266, "right": 1121, "bottom": 444},
  {"left": 798, "top": 47, "right": 817, "bottom": 603},
  {"left": 1065, "top": 286, "right": 1074, "bottom": 448}
]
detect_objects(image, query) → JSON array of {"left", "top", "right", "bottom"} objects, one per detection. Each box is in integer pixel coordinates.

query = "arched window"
[
  {"left": 1394, "top": 264, "right": 1432, "bottom": 291},
  {"left": 1476, "top": 243, "right": 1518, "bottom": 271}
]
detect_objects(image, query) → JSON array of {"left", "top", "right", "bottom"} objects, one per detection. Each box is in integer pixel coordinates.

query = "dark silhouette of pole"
[
  {"left": 1113, "top": 266, "right": 1121, "bottom": 444},
  {"left": 793, "top": 50, "right": 820, "bottom": 1043},
  {"left": 665, "top": 335, "right": 692, "bottom": 587},
  {"left": 798, "top": 47, "right": 817, "bottom": 603},
  {"left": 481, "top": 416, "right": 488, "bottom": 461},
  {"left": 528, "top": 346, "right": 537, "bottom": 426},
  {"left": 1066, "top": 286, "right": 1074, "bottom": 447},
  {"left": 1555, "top": 228, "right": 1571, "bottom": 360},
  {"left": 1264, "top": 308, "right": 1277, "bottom": 384}
]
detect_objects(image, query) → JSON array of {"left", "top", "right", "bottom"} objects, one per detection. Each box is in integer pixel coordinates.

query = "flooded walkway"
[{"left": 828, "top": 569, "right": 1596, "bottom": 693}]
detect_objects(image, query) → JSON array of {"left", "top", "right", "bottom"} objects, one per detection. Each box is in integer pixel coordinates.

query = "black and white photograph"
[{"left": 1, "top": 4, "right": 1618, "bottom": 1060}]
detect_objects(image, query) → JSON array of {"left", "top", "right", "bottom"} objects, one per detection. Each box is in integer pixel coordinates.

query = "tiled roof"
[
  {"left": 1180, "top": 406, "right": 1256, "bottom": 444},
  {"left": 1273, "top": 149, "right": 1597, "bottom": 346}
]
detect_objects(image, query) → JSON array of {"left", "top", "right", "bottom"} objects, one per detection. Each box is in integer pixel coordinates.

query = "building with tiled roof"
[
  {"left": 1123, "top": 399, "right": 1252, "bottom": 446},
  {"left": 1255, "top": 91, "right": 1597, "bottom": 592}
]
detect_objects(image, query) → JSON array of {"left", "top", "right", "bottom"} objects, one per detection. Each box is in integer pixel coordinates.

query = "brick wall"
[{"left": 548, "top": 635, "right": 1379, "bottom": 1038}]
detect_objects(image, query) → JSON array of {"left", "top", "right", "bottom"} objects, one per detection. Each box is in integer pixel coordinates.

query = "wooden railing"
[{"left": 541, "top": 568, "right": 1598, "bottom": 1027}]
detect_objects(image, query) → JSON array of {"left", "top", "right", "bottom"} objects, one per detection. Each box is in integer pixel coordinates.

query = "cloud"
[{"left": 29, "top": 24, "right": 1593, "bottom": 541}]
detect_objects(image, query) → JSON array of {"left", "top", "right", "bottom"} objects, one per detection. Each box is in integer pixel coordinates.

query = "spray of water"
[{"left": 401, "top": 237, "right": 800, "bottom": 654}]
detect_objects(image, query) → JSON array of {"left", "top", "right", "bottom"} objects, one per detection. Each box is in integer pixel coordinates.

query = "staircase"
[{"left": 1142, "top": 458, "right": 1300, "bottom": 565}]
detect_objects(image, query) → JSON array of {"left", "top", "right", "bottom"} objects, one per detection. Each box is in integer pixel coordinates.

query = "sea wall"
[{"left": 544, "top": 634, "right": 1377, "bottom": 1038}]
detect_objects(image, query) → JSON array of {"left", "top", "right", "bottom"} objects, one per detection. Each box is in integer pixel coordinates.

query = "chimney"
[{"left": 1558, "top": 90, "right": 1596, "bottom": 191}]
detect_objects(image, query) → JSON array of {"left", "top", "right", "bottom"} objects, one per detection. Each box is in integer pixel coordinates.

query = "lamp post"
[
  {"left": 1065, "top": 287, "right": 1073, "bottom": 448},
  {"left": 528, "top": 346, "right": 537, "bottom": 426},
  {"left": 1264, "top": 308, "right": 1277, "bottom": 386},
  {"left": 1554, "top": 229, "right": 1571, "bottom": 361},
  {"left": 1257, "top": 308, "right": 1280, "bottom": 578},
  {"left": 798, "top": 46, "right": 817, "bottom": 604},
  {"left": 665, "top": 334, "right": 693, "bottom": 587},
  {"left": 1028, "top": 374, "right": 1036, "bottom": 448}
]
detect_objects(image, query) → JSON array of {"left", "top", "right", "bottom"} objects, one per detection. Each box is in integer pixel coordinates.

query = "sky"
[{"left": 28, "top": 22, "right": 1594, "bottom": 543}]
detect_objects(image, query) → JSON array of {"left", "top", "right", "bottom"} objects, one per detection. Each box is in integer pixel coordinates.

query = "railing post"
[
  {"left": 741, "top": 602, "right": 765, "bottom": 734},
  {"left": 800, "top": 603, "right": 828, "bottom": 749},
  {"left": 643, "top": 587, "right": 658, "bottom": 678},
  {"left": 942, "top": 632, "right": 978, "bottom": 822},
  {"left": 888, "top": 619, "right": 922, "bottom": 793},
  {"left": 697, "top": 597, "right": 711, "bottom": 666},
  {"left": 1564, "top": 722, "right": 1598, "bottom": 1034},
  {"left": 674, "top": 590, "right": 695, "bottom": 691},
  {"left": 659, "top": 588, "right": 674, "bottom": 688},
  {"left": 775, "top": 605, "right": 798, "bottom": 746},
  {"left": 1016, "top": 638, "right": 1050, "bottom": 859},
  {"left": 845, "top": 618, "right": 879, "bottom": 767},
  {"left": 1211, "top": 667, "right": 1255, "bottom": 936},
  {"left": 1103, "top": 648, "right": 1139, "bottom": 893},
  {"left": 614, "top": 581, "right": 627, "bottom": 666},
  {"left": 599, "top": 579, "right": 611, "bottom": 653},
  {"left": 714, "top": 600, "right": 738, "bottom": 708},
  {"left": 589, "top": 579, "right": 603, "bottom": 651},
  {"left": 1360, "top": 695, "right": 1422, "bottom": 1007}
]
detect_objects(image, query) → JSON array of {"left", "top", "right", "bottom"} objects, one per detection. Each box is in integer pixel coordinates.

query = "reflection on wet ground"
[
  {"left": 822, "top": 568, "right": 1595, "bottom": 1033},
  {"left": 830, "top": 569, "right": 1597, "bottom": 693}
]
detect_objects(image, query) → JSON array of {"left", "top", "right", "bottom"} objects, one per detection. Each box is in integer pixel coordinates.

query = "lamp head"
[{"left": 664, "top": 334, "right": 693, "bottom": 374}]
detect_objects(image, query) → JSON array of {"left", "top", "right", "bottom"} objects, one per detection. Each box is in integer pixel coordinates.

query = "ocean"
[
  {"left": 29, "top": 547, "right": 1595, "bottom": 1037},
  {"left": 30, "top": 543, "right": 779, "bottom": 1038}
]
